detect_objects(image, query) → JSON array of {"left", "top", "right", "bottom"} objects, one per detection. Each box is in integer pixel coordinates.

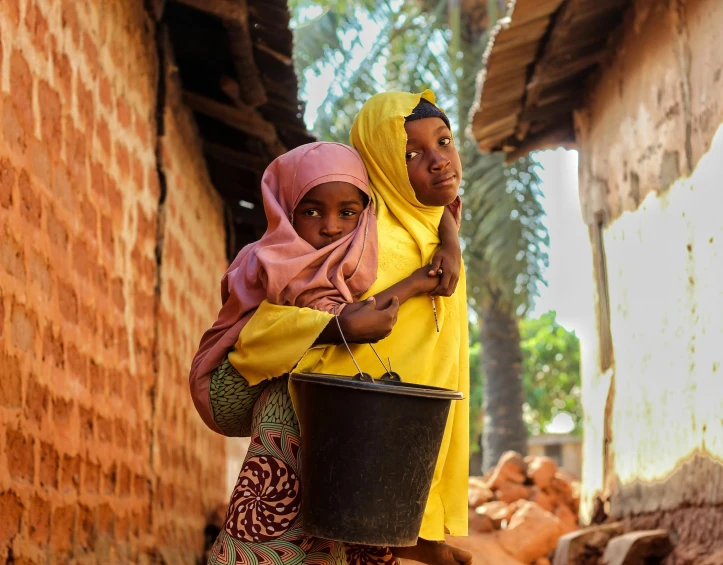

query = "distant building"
[{"left": 528, "top": 434, "right": 582, "bottom": 479}]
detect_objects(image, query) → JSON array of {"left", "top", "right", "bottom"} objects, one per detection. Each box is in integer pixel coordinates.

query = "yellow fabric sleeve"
[{"left": 228, "top": 301, "right": 333, "bottom": 387}]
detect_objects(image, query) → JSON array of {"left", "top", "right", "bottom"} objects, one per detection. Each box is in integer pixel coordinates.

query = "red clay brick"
[
  {"left": 118, "top": 99, "right": 132, "bottom": 130},
  {"left": 97, "top": 503, "right": 114, "bottom": 536},
  {"left": 76, "top": 78, "right": 94, "bottom": 133},
  {"left": 0, "top": 157, "right": 15, "bottom": 208},
  {"left": 52, "top": 48, "right": 72, "bottom": 102},
  {"left": 10, "top": 50, "right": 34, "bottom": 133},
  {"left": 69, "top": 131, "right": 87, "bottom": 188},
  {"left": 39, "top": 441, "right": 59, "bottom": 490},
  {"left": 83, "top": 459, "right": 100, "bottom": 495},
  {"left": 6, "top": 427, "right": 35, "bottom": 483},
  {"left": 134, "top": 474, "right": 149, "bottom": 500},
  {"left": 97, "top": 414, "right": 113, "bottom": 444},
  {"left": 38, "top": 80, "right": 62, "bottom": 157},
  {"left": 28, "top": 495, "right": 50, "bottom": 544},
  {"left": 1, "top": 228, "right": 26, "bottom": 281},
  {"left": 72, "top": 239, "right": 92, "bottom": 279},
  {"left": 0, "top": 491, "right": 23, "bottom": 547},
  {"left": 11, "top": 299, "right": 37, "bottom": 354},
  {"left": 52, "top": 396, "right": 73, "bottom": 432},
  {"left": 110, "top": 277, "right": 125, "bottom": 311},
  {"left": 66, "top": 343, "right": 87, "bottom": 383},
  {"left": 27, "top": 134, "right": 52, "bottom": 191},
  {"left": 88, "top": 359, "right": 104, "bottom": 395},
  {"left": 89, "top": 161, "right": 105, "bottom": 201},
  {"left": 58, "top": 282, "right": 78, "bottom": 324},
  {"left": 52, "top": 165, "right": 75, "bottom": 213},
  {"left": 46, "top": 205, "right": 69, "bottom": 249},
  {"left": 96, "top": 117, "right": 111, "bottom": 156},
  {"left": 115, "top": 418, "right": 128, "bottom": 449},
  {"left": 102, "top": 464, "right": 116, "bottom": 496},
  {"left": 27, "top": 3, "right": 49, "bottom": 54},
  {"left": 28, "top": 248, "right": 52, "bottom": 296},
  {"left": 3, "top": 94, "right": 27, "bottom": 154},
  {"left": 50, "top": 504, "right": 74, "bottom": 553},
  {"left": 109, "top": 368, "right": 124, "bottom": 399},
  {"left": 83, "top": 31, "right": 98, "bottom": 70},
  {"left": 18, "top": 170, "right": 42, "bottom": 225},
  {"left": 77, "top": 504, "right": 95, "bottom": 550},
  {"left": 61, "top": 0, "right": 80, "bottom": 46},
  {"left": 79, "top": 302, "right": 98, "bottom": 336},
  {"left": 0, "top": 351, "right": 22, "bottom": 408},
  {"left": 42, "top": 324, "right": 64, "bottom": 369},
  {"left": 80, "top": 197, "right": 98, "bottom": 236},
  {"left": 78, "top": 405, "right": 94, "bottom": 442},
  {"left": 107, "top": 176, "right": 122, "bottom": 210},
  {"left": 25, "top": 375, "right": 49, "bottom": 426},
  {"left": 118, "top": 464, "right": 131, "bottom": 498},
  {"left": 60, "top": 453, "right": 81, "bottom": 494},
  {"left": 99, "top": 75, "right": 112, "bottom": 109},
  {"left": 116, "top": 143, "right": 130, "bottom": 179}
]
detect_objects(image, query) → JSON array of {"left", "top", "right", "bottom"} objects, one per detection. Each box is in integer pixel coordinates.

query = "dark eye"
[
  {"left": 405, "top": 150, "right": 420, "bottom": 160},
  {"left": 341, "top": 209, "right": 358, "bottom": 217},
  {"left": 439, "top": 137, "right": 452, "bottom": 146},
  {"left": 303, "top": 209, "right": 321, "bottom": 217}
]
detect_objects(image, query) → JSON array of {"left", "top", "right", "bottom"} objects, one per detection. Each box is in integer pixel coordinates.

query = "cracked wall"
[
  {"left": 576, "top": 0, "right": 723, "bottom": 553},
  {"left": 0, "top": 0, "right": 229, "bottom": 563}
]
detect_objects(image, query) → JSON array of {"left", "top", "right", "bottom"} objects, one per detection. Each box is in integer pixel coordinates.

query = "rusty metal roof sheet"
[{"left": 469, "top": 0, "right": 631, "bottom": 157}]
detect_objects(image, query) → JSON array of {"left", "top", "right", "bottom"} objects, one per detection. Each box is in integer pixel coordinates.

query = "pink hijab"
[{"left": 190, "top": 142, "right": 377, "bottom": 432}]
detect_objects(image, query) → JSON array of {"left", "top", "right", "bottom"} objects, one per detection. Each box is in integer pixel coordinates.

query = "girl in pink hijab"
[{"left": 192, "top": 141, "right": 460, "bottom": 565}]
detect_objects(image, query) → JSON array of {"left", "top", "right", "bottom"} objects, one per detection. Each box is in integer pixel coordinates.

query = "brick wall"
[{"left": 0, "top": 0, "right": 229, "bottom": 563}]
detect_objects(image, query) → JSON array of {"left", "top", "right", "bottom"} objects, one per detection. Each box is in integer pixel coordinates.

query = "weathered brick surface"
[{"left": 0, "top": 0, "right": 229, "bottom": 562}]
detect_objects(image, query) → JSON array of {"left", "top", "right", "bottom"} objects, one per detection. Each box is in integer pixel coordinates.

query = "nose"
[
  {"left": 429, "top": 150, "right": 450, "bottom": 172},
  {"left": 320, "top": 217, "right": 343, "bottom": 237}
]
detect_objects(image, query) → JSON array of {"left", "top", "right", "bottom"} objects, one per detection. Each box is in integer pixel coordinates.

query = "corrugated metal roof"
[{"left": 469, "top": 0, "right": 631, "bottom": 157}]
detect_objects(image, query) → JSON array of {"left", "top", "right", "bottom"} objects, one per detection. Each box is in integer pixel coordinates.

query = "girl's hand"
[
  {"left": 408, "top": 266, "right": 442, "bottom": 296},
  {"left": 337, "top": 297, "right": 400, "bottom": 343},
  {"left": 428, "top": 240, "right": 461, "bottom": 297}
]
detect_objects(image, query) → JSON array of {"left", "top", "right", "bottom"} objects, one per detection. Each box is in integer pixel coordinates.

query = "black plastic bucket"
[{"left": 290, "top": 372, "right": 463, "bottom": 547}]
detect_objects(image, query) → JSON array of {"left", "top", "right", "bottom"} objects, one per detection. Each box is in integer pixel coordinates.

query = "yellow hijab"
[
  {"left": 294, "top": 90, "right": 470, "bottom": 540},
  {"left": 230, "top": 90, "right": 469, "bottom": 539}
]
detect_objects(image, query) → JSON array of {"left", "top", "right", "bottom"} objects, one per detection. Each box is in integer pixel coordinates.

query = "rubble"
[
  {"left": 499, "top": 501, "right": 566, "bottom": 563},
  {"left": 601, "top": 530, "right": 673, "bottom": 565},
  {"left": 467, "top": 452, "right": 581, "bottom": 564}
]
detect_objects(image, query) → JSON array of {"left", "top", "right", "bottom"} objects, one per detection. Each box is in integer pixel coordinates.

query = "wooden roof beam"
[
  {"left": 184, "top": 90, "right": 286, "bottom": 157},
  {"left": 171, "top": 0, "right": 245, "bottom": 21},
  {"left": 204, "top": 142, "right": 270, "bottom": 172}
]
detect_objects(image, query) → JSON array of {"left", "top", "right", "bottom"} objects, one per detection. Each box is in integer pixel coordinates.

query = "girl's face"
[
  {"left": 293, "top": 181, "right": 367, "bottom": 249},
  {"left": 404, "top": 117, "right": 462, "bottom": 207}
]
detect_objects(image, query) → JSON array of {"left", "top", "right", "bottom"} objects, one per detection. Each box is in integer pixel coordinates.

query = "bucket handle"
[{"left": 334, "top": 314, "right": 401, "bottom": 383}]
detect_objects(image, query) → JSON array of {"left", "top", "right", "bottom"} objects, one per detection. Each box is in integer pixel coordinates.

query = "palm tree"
[{"left": 290, "top": 0, "right": 548, "bottom": 472}]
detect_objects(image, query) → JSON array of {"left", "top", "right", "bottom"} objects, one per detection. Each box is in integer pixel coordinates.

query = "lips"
[{"left": 432, "top": 174, "right": 456, "bottom": 188}]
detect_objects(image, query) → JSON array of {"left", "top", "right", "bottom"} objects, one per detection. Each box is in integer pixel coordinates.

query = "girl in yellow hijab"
[{"left": 215, "top": 90, "right": 470, "bottom": 565}]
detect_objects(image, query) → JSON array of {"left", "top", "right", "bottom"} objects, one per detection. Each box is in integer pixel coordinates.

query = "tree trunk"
[{"left": 480, "top": 297, "right": 528, "bottom": 471}]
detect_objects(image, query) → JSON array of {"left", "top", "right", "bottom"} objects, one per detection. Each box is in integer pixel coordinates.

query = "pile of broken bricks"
[{"left": 457, "top": 451, "right": 674, "bottom": 565}]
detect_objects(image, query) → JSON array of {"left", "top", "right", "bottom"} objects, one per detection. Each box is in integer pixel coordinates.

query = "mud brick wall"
[
  {"left": 0, "top": 0, "right": 229, "bottom": 563},
  {"left": 575, "top": 0, "right": 723, "bottom": 559}
]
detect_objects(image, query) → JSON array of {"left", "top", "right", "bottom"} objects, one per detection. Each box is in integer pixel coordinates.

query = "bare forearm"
[
  {"left": 371, "top": 277, "right": 420, "bottom": 309},
  {"left": 439, "top": 205, "right": 458, "bottom": 244}
]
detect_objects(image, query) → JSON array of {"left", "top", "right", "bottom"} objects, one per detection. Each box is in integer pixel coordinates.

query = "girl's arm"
[
  {"left": 429, "top": 202, "right": 462, "bottom": 296},
  {"left": 367, "top": 267, "right": 440, "bottom": 309}
]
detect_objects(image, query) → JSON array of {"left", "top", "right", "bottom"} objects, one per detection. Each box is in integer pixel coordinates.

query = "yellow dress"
[{"left": 230, "top": 90, "right": 469, "bottom": 540}]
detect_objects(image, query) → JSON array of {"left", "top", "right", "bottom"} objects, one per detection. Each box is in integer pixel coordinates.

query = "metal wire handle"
[{"left": 333, "top": 309, "right": 399, "bottom": 382}]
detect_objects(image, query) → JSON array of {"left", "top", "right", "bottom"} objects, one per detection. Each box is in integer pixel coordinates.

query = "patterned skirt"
[{"left": 208, "top": 368, "right": 398, "bottom": 565}]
